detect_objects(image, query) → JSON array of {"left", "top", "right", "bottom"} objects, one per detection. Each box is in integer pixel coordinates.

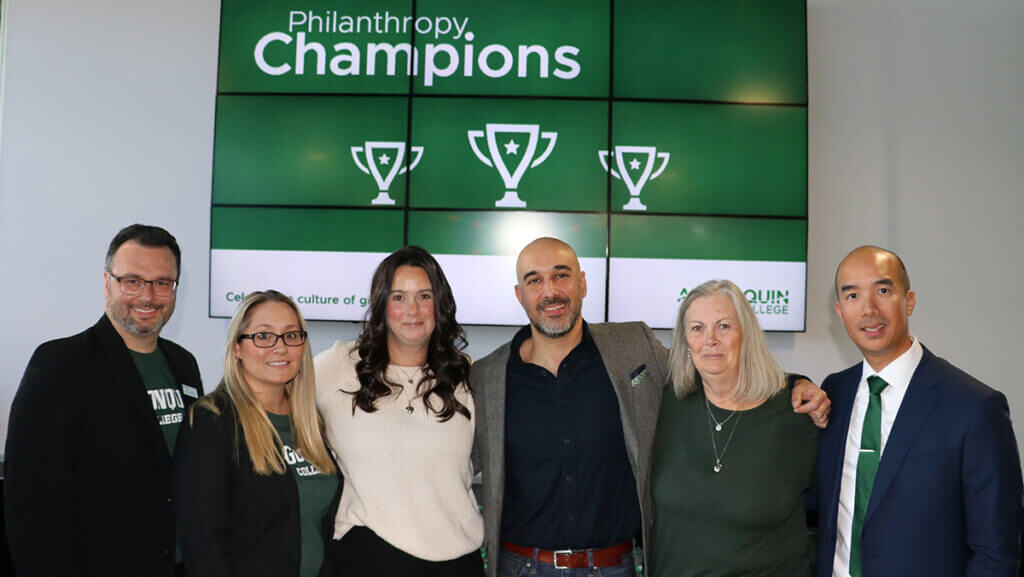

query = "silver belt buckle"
[{"left": 552, "top": 549, "right": 574, "bottom": 569}]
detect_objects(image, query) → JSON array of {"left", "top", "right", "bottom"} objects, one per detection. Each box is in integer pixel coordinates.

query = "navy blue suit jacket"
[{"left": 816, "top": 346, "right": 1023, "bottom": 577}]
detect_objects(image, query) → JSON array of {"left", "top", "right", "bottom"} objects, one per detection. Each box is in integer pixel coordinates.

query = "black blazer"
[
  {"left": 4, "top": 315, "right": 203, "bottom": 577},
  {"left": 173, "top": 393, "right": 342, "bottom": 577}
]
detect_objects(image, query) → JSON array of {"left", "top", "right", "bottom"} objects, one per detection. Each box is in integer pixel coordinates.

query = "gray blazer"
[{"left": 470, "top": 321, "right": 669, "bottom": 577}]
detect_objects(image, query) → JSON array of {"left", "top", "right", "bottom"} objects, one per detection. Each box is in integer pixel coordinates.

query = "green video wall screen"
[{"left": 211, "top": 0, "right": 808, "bottom": 330}]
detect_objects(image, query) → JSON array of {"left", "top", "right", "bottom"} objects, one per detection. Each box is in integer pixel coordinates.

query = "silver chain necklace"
[
  {"left": 704, "top": 395, "right": 738, "bottom": 431},
  {"left": 704, "top": 395, "right": 742, "bottom": 473},
  {"left": 390, "top": 365, "right": 422, "bottom": 414}
]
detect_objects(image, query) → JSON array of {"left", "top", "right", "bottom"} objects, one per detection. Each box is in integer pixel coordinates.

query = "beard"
[
  {"left": 529, "top": 297, "right": 581, "bottom": 338},
  {"left": 106, "top": 293, "right": 174, "bottom": 337}
]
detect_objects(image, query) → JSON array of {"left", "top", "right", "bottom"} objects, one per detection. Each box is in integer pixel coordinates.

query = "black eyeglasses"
[
  {"left": 238, "top": 331, "right": 308, "bottom": 348},
  {"left": 107, "top": 271, "right": 178, "bottom": 296}
]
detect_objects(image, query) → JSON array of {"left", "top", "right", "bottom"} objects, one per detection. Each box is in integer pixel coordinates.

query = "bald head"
[
  {"left": 834, "top": 245, "right": 915, "bottom": 370},
  {"left": 514, "top": 237, "right": 587, "bottom": 339},
  {"left": 835, "top": 245, "right": 910, "bottom": 300},
  {"left": 516, "top": 237, "right": 581, "bottom": 284}
]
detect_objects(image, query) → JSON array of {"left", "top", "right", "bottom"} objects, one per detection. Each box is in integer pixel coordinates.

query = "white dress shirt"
[{"left": 832, "top": 336, "right": 923, "bottom": 577}]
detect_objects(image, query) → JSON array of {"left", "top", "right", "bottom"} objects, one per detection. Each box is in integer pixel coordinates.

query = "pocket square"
[{"left": 630, "top": 364, "right": 647, "bottom": 388}]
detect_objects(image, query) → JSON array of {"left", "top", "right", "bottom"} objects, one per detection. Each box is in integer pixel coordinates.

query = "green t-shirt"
[
  {"left": 649, "top": 387, "right": 819, "bottom": 577},
  {"left": 268, "top": 412, "right": 339, "bottom": 577},
  {"left": 130, "top": 348, "right": 183, "bottom": 454}
]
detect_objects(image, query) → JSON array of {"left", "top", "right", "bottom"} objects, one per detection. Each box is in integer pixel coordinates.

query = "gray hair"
[{"left": 668, "top": 279, "right": 786, "bottom": 403}]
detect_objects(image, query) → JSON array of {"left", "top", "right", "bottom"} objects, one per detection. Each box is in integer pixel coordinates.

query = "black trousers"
[{"left": 327, "top": 525, "right": 485, "bottom": 577}]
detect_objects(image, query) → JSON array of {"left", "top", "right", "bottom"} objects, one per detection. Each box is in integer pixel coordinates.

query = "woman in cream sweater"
[{"left": 315, "top": 246, "right": 483, "bottom": 577}]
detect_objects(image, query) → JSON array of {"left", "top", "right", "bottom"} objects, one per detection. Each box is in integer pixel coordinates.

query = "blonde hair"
[
  {"left": 192, "top": 290, "right": 335, "bottom": 476},
  {"left": 668, "top": 280, "right": 786, "bottom": 404}
]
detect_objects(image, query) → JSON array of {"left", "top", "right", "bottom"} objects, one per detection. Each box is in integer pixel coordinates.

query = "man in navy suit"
[{"left": 816, "top": 245, "right": 1023, "bottom": 577}]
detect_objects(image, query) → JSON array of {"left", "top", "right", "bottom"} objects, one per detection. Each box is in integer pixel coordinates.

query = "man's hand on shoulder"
[{"left": 791, "top": 378, "right": 831, "bottom": 429}]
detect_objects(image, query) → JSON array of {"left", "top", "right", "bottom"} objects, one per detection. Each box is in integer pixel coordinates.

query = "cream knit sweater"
[{"left": 314, "top": 340, "right": 483, "bottom": 561}]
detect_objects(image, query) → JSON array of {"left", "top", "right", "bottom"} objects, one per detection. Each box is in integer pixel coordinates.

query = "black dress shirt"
[{"left": 500, "top": 324, "right": 642, "bottom": 550}]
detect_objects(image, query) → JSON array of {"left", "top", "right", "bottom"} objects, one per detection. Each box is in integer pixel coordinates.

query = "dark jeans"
[
  {"left": 497, "top": 547, "right": 637, "bottom": 577},
  {"left": 327, "top": 525, "right": 484, "bottom": 577}
]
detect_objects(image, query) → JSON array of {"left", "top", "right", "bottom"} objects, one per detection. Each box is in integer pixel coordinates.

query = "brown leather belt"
[{"left": 500, "top": 541, "right": 633, "bottom": 569}]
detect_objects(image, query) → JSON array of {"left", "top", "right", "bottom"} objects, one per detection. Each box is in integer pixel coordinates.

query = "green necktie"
[{"left": 850, "top": 375, "right": 889, "bottom": 577}]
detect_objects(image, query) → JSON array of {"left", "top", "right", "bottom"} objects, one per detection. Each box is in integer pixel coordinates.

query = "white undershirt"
[{"left": 832, "top": 336, "right": 923, "bottom": 576}]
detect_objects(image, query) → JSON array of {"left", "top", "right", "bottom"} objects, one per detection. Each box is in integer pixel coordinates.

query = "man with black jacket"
[{"left": 5, "top": 224, "right": 203, "bottom": 577}]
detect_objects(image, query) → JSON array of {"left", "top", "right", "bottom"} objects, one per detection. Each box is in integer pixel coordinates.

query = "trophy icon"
[
  {"left": 351, "top": 141, "right": 423, "bottom": 205},
  {"left": 467, "top": 123, "right": 558, "bottom": 208},
  {"left": 598, "top": 146, "right": 670, "bottom": 211}
]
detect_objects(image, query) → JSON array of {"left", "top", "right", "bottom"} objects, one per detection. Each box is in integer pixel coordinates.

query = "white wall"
[{"left": 1, "top": 0, "right": 1022, "bottom": 454}]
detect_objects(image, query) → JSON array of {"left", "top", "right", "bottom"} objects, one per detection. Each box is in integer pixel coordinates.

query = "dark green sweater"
[{"left": 649, "top": 387, "right": 818, "bottom": 577}]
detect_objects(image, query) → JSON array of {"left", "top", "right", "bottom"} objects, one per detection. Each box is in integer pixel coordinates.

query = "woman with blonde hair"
[
  {"left": 174, "top": 290, "right": 340, "bottom": 577},
  {"left": 649, "top": 279, "right": 819, "bottom": 577}
]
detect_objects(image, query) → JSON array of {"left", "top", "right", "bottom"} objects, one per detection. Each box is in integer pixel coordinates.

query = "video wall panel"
[{"left": 211, "top": 0, "right": 808, "bottom": 330}]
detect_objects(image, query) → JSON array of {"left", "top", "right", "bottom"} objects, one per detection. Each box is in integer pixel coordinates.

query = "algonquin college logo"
[
  {"left": 745, "top": 289, "right": 791, "bottom": 315},
  {"left": 677, "top": 287, "right": 791, "bottom": 316}
]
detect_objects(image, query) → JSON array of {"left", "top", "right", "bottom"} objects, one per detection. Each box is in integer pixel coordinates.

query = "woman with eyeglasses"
[
  {"left": 173, "top": 290, "right": 341, "bottom": 577},
  {"left": 314, "top": 246, "right": 483, "bottom": 577}
]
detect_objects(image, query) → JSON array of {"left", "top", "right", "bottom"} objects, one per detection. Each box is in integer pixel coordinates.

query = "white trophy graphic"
[
  {"left": 598, "top": 146, "right": 670, "bottom": 211},
  {"left": 351, "top": 141, "right": 423, "bottom": 205},
  {"left": 467, "top": 123, "right": 557, "bottom": 208}
]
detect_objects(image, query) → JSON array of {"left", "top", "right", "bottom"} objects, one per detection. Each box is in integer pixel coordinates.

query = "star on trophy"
[
  {"left": 598, "top": 145, "right": 670, "bottom": 211},
  {"left": 351, "top": 141, "right": 423, "bottom": 205},
  {"left": 468, "top": 123, "right": 557, "bottom": 208}
]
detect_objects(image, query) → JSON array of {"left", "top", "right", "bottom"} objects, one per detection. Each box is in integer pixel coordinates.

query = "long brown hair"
[{"left": 354, "top": 246, "right": 471, "bottom": 421}]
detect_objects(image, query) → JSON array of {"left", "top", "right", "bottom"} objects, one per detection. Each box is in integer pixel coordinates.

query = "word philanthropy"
[
  {"left": 288, "top": 11, "right": 471, "bottom": 39},
  {"left": 678, "top": 288, "right": 791, "bottom": 315},
  {"left": 350, "top": 125, "right": 671, "bottom": 210},
  {"left": 253, "top": 11, "right": 582, "bottom": 87}
]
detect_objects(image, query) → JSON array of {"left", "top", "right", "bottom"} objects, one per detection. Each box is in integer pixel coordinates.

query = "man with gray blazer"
[{"left": 470, "top": 237, "right": 830, "bottom": 577}]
